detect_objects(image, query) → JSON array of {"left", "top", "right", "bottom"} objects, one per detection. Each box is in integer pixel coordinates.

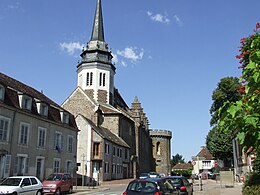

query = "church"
[{"left": 62, "top": 0, "right": 172, "bottom": 183}]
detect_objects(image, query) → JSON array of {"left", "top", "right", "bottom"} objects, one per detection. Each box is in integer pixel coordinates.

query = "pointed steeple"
[
  {"left": 77, "top": 0, "right": 116, "bottom": 106},
  {"left": 91, "top": 0, "right": 105, "bottom": 42}
]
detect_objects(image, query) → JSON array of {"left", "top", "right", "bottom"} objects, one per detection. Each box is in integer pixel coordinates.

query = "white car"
[
  {"left": 149, "top": 172, "right": 159, "bottom": 178},
  {"left": 0, "top": 176, "right": 42, "bottom": 195}
]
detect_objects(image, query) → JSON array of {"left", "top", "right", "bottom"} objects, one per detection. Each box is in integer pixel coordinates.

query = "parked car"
[
  {"left": 0, "top": 176, "right": 42, "bottom": 195},
  {"left": 123, "top": 177, "right": 179, "bottom": 195},
  {"left": 139, "top": 173, "right": 150, "bottom": 179},
  {"left": 149, "top": 172, "right": 159, "bottom": 178},
  {"left": 42, "top": 173, "right": 73, "bottom": 195},
  {"left": 164, "top": 176, "right": 193, "bottom": 195},
  {"left": 207, "top": 171, "right": 216, "bottom": 180}
]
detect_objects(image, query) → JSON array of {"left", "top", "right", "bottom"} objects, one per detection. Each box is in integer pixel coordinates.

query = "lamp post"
[{"left": 81, "top": 153, "right": 85, "bottom": 188}]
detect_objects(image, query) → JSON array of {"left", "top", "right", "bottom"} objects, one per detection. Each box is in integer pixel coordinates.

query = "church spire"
[
  {"left": 91, "top": 0, "right": 105, "bottom": 42},
  {"left": 77, "top": 0, "right": 116, "bottom": 106}
]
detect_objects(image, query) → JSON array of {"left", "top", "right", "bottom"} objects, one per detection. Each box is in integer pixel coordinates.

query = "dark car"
[
  {"left": 123, "top": 177, "right": 179, "bottom": 195},
  {"left": 139, "top": 173, "right": 150, "bottom": 179},
  {"left": 164, "top": 176, "right": 193, "bottom": 195}
]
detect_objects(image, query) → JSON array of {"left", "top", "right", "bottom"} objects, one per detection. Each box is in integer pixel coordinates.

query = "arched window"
[
  {"left": 90, "top": 72, "right": 93, "bottom": 85},
  {"left": 103, "top": 73, "right": 106, "bottom": 86},
  {"left": 99, "top": 73, "right": 102, "bottom": 86},
  {"left": 86, "top": 72, "right": 93, "bottom": 86},
  {"left": 156, "top": 142, "right": 160, "bottom": 155},
  {"left": 86, "top": 72, "right": 90, "bottom": 86},
  {"left": 99, "top": 73, "right": 106, "bottom": 86}
]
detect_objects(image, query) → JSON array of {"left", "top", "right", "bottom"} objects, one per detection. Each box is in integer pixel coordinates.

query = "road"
[
  {"left": 73, "top": 182, "right": 127, "bottom": 195},
  {"left": 84, "top": 184, "right": 125, "bottom": 195},
  {"left": 73, "top": 178, "right": 243, "bottom": 195}
]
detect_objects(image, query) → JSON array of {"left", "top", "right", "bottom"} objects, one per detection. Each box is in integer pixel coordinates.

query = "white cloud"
[
  {"left": 112, "top": 53, "right": 118, "bottom": 64},
  {"left": 147, "top": 11, "right": 170, "bottom": 24},
  {"left": 60, "top": 42, "right": 84, "bottom": 55},
  {"left": 115, "top": 47, "right": 144, "bottom": 67},
  {"left": 117, "top": 47, "right": 144, "bottom": 62}
]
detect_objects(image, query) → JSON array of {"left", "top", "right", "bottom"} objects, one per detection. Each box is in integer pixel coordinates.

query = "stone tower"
[
  {"left": 77, "top": 0, "right": 116, "bottom": 105},
  {"left": 150, "top": 130, "right": 172, "bottom": 175}
]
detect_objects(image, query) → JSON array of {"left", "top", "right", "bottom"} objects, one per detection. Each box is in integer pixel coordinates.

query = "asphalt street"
[{"left": 73, "top": 178, "right": 243, "bottom": 195}]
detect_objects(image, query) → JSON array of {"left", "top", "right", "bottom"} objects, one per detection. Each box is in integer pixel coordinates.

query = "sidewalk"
[
  {"left": 73, "top": 178, "right": 133, "bottom": 194},
  {"left": 192, "top": 179, "right": 243, "bottom": 195}
]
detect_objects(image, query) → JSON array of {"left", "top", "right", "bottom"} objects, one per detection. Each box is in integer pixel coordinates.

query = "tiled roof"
[
  {"left": 82, "top": 115, "right": 130, "bottom": 148},
  {"left": 173, "top": 163, "right": 193, "bottom": 170},
  {"left": 99, "top": 103, "right": 120, "bottom": 114},
  {"left": 197, "top": 146, "right": 214, "bottom": 160},
  {"left": 0, "top": 72, "right": 78, "bottom": 129},
  {"left": 114, "top": 88, "right": 129, "bottom": 110}
]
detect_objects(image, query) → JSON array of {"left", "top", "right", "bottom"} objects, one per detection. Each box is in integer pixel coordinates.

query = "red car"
[{"left": 42, "top": 173, "right": 73, "bottom": 195}]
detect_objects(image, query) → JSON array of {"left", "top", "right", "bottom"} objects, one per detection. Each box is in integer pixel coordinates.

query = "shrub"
[
  {"left": 171, "top": 168, "right": 192, "bottom": 178},
  {"left": 243, "top": 172, "right": 260, "bottom": 195},
  {"left": 243, "top": 185, "right": 260, "bottom": 195}
]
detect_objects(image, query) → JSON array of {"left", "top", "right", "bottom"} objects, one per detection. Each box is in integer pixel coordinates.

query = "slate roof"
[
  {"left": 81, "top": 115, "right": 130, "bottom": 148},
  {"left": 0, "top": 72, "right": 78, "bottom": 129},
  {"left": 196, "top": 146, "right": 214, "bottom": 160}
]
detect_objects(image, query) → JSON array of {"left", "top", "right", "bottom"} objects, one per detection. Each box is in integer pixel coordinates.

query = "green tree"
[
  {"left": 171, "top": 153, "right": 185, "bottom": 167},
  {"left": 218, "top": 23, "right": 260, "bottom": 155},
  {"left": 206, "top": 126, "right": 233, "bottom": 166},
  {"left": 206, "top": 77, "right": 241, "bottom": 166},
  {"left": 210, "top": 77, "right": 241, "bottom": 126}
]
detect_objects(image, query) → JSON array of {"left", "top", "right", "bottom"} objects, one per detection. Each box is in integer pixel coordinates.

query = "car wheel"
[
  {"left": 12, "top": 192, "right": 18, "bottom": 195},
  {"left": 55, "top": 188, "right": 61, "bottom": 195},
  {"left": 68, "top": 186, "right": 73, "bottom": 194},
  {"left": 36, "top": 190, "right": 42, "bottom": 195}
]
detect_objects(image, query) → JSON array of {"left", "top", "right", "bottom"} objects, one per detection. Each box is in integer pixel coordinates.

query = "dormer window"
[
  {"left": 36, "top": 101, "right": 48, "bottom": 117},
  {"left": 60, "top": 111, "right": 69, "bottom": 124},
  {"left": 19, "top": 94, "right": 32, "bottom": 111},
  {"left": 0, "top": 85, "right": 5, "bottom": 101}
]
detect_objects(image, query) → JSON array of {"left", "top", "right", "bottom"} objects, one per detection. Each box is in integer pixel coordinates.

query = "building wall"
[
  {"left": 0, "top": 104, "right": 77, "bottom": 180},
  {"left": 62, "top": 88, "right": 96, "bottom": 121},
  {"left": 102, "top": 114, "right": 135, "bottom": 178},
  {"left": 76, "top": 116, "right": 92, "bottom": 179},
  {"left": 137, "top": 126, "right": 153, "bottom": 174},
  {"left": 102, "top": 115, "right": 119, "bottom": 135}
]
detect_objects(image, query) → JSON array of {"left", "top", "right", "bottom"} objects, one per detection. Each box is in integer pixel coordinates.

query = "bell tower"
[{"left": 77, "top": 0, "right": 116, "bottom": 105}]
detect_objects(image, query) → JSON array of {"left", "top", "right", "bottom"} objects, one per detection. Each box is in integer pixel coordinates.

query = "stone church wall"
[{"left": 62, "top": 89, "right": 96, "bottom": 120}]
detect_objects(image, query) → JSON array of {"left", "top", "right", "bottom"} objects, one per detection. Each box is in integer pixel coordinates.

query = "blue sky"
[{"left": 1, "top": 0, "right": 260, "bottom": 161}]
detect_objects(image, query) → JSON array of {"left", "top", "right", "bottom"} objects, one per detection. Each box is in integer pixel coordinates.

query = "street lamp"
[{"left": 81, "top": 153, "right": 85, "bottom": 188}]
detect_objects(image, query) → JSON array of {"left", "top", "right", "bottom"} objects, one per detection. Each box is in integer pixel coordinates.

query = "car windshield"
[
  {"left": 45, "top": 174, "right": 62, "bottom": 181},
  {"left": 0, "top": 178, "right": 22, "bottom": 186},
  {"left": 127, "top": 181, "right": 157, "bottom": 193},
  {"left": 169, "top": 178, "right": 181, "bottom": 185}
]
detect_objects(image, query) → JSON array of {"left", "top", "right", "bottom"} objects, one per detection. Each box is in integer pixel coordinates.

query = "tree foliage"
[
  {"left": 210, "top": 77, "right": 241, "bottom": 126},
  {"left": 218, "top": 23, "right": 260, "bottom": 154},
  {"left": 206, "top": 77, "right": 241, "bottom": 165},
  {"left": 171, "top": 153, "right": 185, "bottom": 167},
  {"left": 206, "top": 126, "right": 233, "bottom": 165}
]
